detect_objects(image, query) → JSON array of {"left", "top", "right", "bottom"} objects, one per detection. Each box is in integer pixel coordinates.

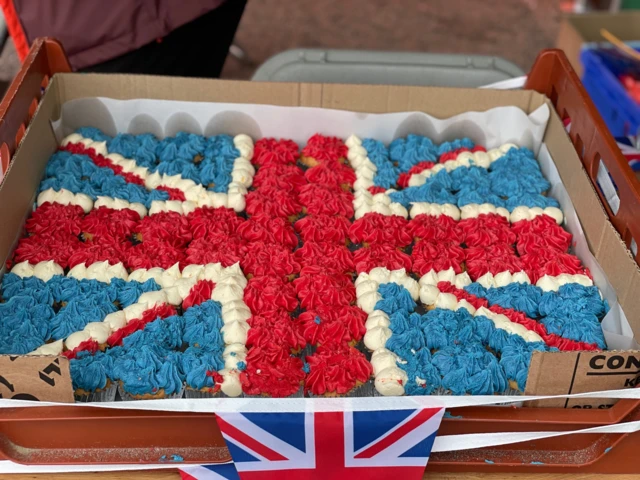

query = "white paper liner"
[{"left": 53, "top": 99, "right": 550, "bottom": 155}]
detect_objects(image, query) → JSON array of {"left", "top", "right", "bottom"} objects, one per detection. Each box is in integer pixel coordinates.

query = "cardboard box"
[
  {"left": 1, "top": 72, "right": 640, "bottom": 407},
  {"left": 557, "top": 12, "right": 640, "bottom": 77}
]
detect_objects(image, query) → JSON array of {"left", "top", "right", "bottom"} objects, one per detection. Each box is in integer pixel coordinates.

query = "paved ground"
[
  {"left": 221, "top": 0, "right": 562, "bottom": 79},
  {"left": 0, "top": 0, "right": 562, "bottom": 83}
]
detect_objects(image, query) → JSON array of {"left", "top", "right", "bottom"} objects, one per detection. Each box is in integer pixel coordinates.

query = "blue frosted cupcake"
[{"left": 70, "top": 350, "right": 117, "bottom": 402}]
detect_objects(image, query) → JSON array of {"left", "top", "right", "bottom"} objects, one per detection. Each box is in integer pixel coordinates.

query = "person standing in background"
[{"left": 0, "top": 0, "right": 247, "bottom": 77}]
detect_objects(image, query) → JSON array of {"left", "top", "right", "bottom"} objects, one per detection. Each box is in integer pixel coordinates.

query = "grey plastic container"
[{"left": 252, "top": 49, "right": 524, "bottom": 88}]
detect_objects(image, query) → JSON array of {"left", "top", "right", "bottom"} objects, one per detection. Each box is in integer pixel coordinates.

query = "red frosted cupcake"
[
  {"left": 185, "top": 234, "right": 246, "bottom": 267},
  {"left": 520, "top": 249, "right": 587, "bottom": 283},
  {"left": 464, "top": 244, "right": 524, "bottom": 281},
  {"left": 240, "top": 345, "right": 305, "bottom": 398},
  {"left": 411, "top": 240, "right": 465, "bottom": 276},
  {"left": 293, "top": 241, "right": 355, "bottom": 275},
  {"left": 349, "top": 212, "right": 412, "bottom": 248},
  {"left": 134, "top": 212, "right": 192, "bottom": 247},
  {"left": 406, "top": 214, "right": 463, "bottom": 243},
  {"left": 246, "top": 315, "right": 306, "bottom": 353},
  {"left": 14, "top": 234, "right": 83, "bottom": 269},
  {"left": 304, "top": 160, "right": 356, "bottom": 190},
  {"left": 300, "top": 134, "right": 348, "bottom": 167},
  {"left": 298, "top": 183, "right": 354, "bottom": 218},
  {"left": 252, "top": 164, "right": 307, "bottom": 194},
  {"left": 459, "top": 214, "right": 515, "bottom": 248},
  {"left": 244, "top": 275, "right": 299, "bottom": 314},
  {"left": 236, "top": 214, "right": 299, "bottom": 250},
  {"left": 512, "top": 215, "right": 573, "bottom": 255},
  {"left": 80, "top": 207, "right": 141, "bottom": 243},
  {"left": 187, "top": 206, "right": 245, "bottom": 238},
  {"left": 294, "top": 214, "right": 351, "bottom": 245},
  {"left": 252, "top": 138, "right": 299, "bottom": 167},
  {"left": 245, "top": 187, "right": 302, "bottom": 221},
  {"left": 241, "top": 242, "right": 301, "bottom": 280},
  {"left": 125, "top": 240, "right": 184, "bottom": 270},
  {"left": 304, "top": 344, "right": 373, "bottom": 397},
  {"left": 294, "top": 266, "right": 356, "bottom": 310},
  {"left": 353, "top": 243, "right": 412, "bottom": 274},
  {"left": 26, "top": 203, "right": 84, "bottom": 237},
  {"left": 296, "top": 306, "right": 367, "bottom": 347}
]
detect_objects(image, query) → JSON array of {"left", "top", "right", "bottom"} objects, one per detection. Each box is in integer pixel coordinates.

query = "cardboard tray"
[{"left": 1, "top": 39, "right": 640, "bottom": 473}]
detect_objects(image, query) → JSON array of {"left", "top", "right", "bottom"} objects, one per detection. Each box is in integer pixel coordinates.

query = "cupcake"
[
  {"left": 246, "top": 314, "right": 306, "bottom": 354},
  {"left": 186, "top": 206, "right": 245, "bottom": 238},
  {"left": 240, "top": 242, "right": 301, "bottom": 280},
  {"left": 185, "top": 233, "right": 246, "bottom": 267},
  {"left": 240, "top": 345, "right": 305, "bottom": 398},
  {"left": 298, "top": 183, "right": 354, "bottom": 218},
  {"left": 293, "top": 241, "right": 355, "bottom": 275},
  {"left": 353, "top": 244, "right": 412, "bottom": 275},
  {"left": 70, "top": 350, "right": 117, "bottom": 402},
  {"left": 293, "top": 266, "right": 356, "bottom": 310},
  {"left": 304, "top": 344, "right": 373, "bottom": 397},
  {"left": 245, "top": 187, "right": 303, "bottom": 221},
  {"left": 458, "top": 214, "right": 516, "bottom": 248},
  {"left": 300, "top": 134, "right": 348, "bottom": 167},
  {"left": 182, "top": 347, "right": 226, "bottom": 398},
  {"left": 236, "top": 214, "right": 299, "bottom": 250},
  {"left": 296, "top": 306, "right": 367, "bottom": 348},
  {"left": 252, "top": 138, "right": 299, "bottom": 168},
  {"left": 411, "top": 240, "right": 465, "bottom": 277},
  {"left": 243, "top": 275, "right": 298, "bottom": 314},
  {"left": 348, "top": 213, "right": 412, "bottom": 249},
  {"left": 304, "top": 160, "right": 356, "bottom": 191},
  {"left": 113, "top": 346, "right": 185, "bottom": 400},
  {"left": 252, "top": 163, "right": 307, "bottom": 193},
  {"left": 294, "top": 214, "right": 351, "bottom": 245}
]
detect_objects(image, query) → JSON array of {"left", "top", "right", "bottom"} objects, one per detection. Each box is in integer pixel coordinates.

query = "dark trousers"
[{"left": 82, "top": 0, "right": 247, "bottom": 78}]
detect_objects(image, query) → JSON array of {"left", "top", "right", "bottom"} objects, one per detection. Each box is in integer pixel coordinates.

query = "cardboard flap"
[
  {"left": 526, "top": 350, "right": 640, "bottom": 408},
  {"left": 0, "top": 355, "right": 73, "bottom": 403}
]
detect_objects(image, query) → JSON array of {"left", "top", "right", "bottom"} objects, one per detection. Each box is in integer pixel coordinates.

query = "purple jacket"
[{"left": 9, "top": 0, "right": 225, "bottom": 69}]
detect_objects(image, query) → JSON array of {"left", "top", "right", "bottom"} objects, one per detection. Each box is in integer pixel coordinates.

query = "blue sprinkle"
[
  {"left": 159, "top": 455, "right": 167, "bottom": 462},
  {"left": 484, "top": 460, "right": 494, "bottom": 464},
  {"left": 302, "top": 362, "right": 311, "bottom": 374},
  {"left": 314, "top": 316, "right": 321, "bottom": 325},
  {"left": 530, "top": 461, "right": 544, "bottom": 465},
  {"left": 171, "top": 455, "right": 184, "bottom": 462},
  {"left": 237, "top": 361, "right": 246, "bottom": 371},
  {"left": 443, "top": 412, "right": 463, "bottom": 419},
  {"left": 605, "top": 447, "right": 612, "bottom": 454},
  {"left": 230, "top": 352, "right": 236, "bottom": 357}
]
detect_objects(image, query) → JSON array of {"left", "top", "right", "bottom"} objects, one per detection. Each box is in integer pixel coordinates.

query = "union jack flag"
[
  {"left": 180, "top": 408, "right": 443, "bottom": 480},
  {"left": 180, "top": 462, "right": 240, "bottom": 480}
]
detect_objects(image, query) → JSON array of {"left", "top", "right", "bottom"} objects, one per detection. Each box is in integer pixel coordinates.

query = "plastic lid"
[{"left": 252, "top": 49, "right": 524, "bottom": 88}]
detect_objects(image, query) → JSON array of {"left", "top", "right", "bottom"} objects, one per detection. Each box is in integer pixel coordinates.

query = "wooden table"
[{"left": 2, "top": 472, "right": 637, "bottom": 479}]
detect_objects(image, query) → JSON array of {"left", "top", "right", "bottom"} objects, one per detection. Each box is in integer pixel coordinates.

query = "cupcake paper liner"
[
  {"left": 74, "top": 383, "right": 117, "bottom": 403},
  {"left": 118, "top": 383, "right": 186, "bottom": 401},
  {"left": 307, "top": 379, "right": 376, "bottom": 398},
  {"left": 184, "top": 387, "right": 223, "bottom": 399},
  {"left": 242, "top": 386, "right": 304, "bottom": 399}
]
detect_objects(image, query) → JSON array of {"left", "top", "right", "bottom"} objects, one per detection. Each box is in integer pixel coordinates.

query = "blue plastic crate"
[{"left": 581, "top": 48, "right": 640, "bottom": 137}]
